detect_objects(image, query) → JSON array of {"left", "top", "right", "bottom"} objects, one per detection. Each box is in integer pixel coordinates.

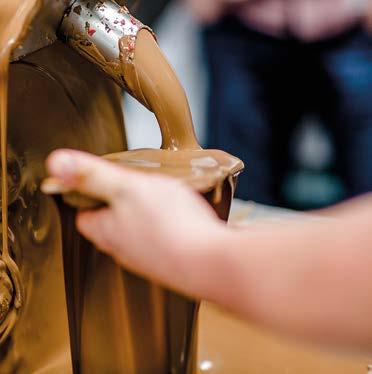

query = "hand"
[{"left": 46, "top": 149, "right": 225, "bottom": 292}]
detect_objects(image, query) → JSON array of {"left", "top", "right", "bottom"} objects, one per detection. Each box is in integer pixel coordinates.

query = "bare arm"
[
  {"left": 46, "top": 149, "right": 372, "bottom": 352},
  {"left": 199, "top": 199, "right": 372, "bottom": 351}
]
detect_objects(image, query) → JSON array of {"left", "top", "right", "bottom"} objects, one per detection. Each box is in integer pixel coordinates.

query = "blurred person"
[
  {"left": 47, "top": 149, "right": 372, "bottom": 353},
  {"left": 186, "top": 0, "right": 372, "bottom": 208}
]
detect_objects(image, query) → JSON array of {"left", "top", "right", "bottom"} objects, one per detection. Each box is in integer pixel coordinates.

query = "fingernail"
[
  {"left": 41, "top": 177, "right": 70, "bottom": 195},
  {"left": 50, "top": 152, "right": 77, "bottom": 178}
]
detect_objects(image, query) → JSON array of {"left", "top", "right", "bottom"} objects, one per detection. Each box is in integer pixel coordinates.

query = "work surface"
[{"left": 197, "top": 200, "right": 368, "bottom": 374}]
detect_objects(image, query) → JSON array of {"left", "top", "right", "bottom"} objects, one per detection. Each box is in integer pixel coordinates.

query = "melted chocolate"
[
  {"left": 43, "top": 29, "right": 244, "bottom": 209},
  {"left": 0, "top": 2, "right": 240, "bottom": 373}
]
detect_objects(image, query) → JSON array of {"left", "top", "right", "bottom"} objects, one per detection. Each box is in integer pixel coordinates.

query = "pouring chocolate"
[{"left": 1, "top": 1, "right": 243, "bottom": 372}]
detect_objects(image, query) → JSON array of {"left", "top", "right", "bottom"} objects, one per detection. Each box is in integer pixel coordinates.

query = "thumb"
[{"left": 46, "top": 149, "right": 141, "bottom": 203}]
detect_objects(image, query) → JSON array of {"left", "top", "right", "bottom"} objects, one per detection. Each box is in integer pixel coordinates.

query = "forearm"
[{"left": 194, "top": 197, "right": 372, "bottom": 350}]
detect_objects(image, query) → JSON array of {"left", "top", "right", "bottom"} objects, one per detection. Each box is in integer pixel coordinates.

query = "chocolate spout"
[
  {"left": 59, "top": 0, "right": 154, "bottom": 107},
  {"left": 60, "top": 0, "right": 201, "bottom": 150},
  {"left": 60, "top": 0, "right": 147, "bottom": 62}
]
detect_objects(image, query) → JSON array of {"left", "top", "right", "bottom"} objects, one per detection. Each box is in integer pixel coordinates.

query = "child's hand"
[{"left": 46, "top": 149, "right": 225, "bottom": 292}]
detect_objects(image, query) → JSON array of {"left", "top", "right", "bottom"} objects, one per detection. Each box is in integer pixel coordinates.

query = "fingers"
[
  {"left": 46, "top": 149, "right": 142, "bottom": 203},
  {"left": 76, "top": 208, "right": 114, "bottom": 252}
]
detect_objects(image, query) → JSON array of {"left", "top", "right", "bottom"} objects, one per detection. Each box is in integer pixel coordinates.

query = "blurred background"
[{"left": 125, "top": 0, "right": 372, "bottom": 211}]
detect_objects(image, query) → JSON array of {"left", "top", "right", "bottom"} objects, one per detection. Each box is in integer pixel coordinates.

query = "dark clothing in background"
[{"left": 203, "top": 18, "right": 372, "bottom": 206}]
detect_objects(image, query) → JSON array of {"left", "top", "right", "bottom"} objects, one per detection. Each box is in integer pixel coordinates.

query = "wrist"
[{"left": 185, "top": 223, "right": 235, "bottom": 301}]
